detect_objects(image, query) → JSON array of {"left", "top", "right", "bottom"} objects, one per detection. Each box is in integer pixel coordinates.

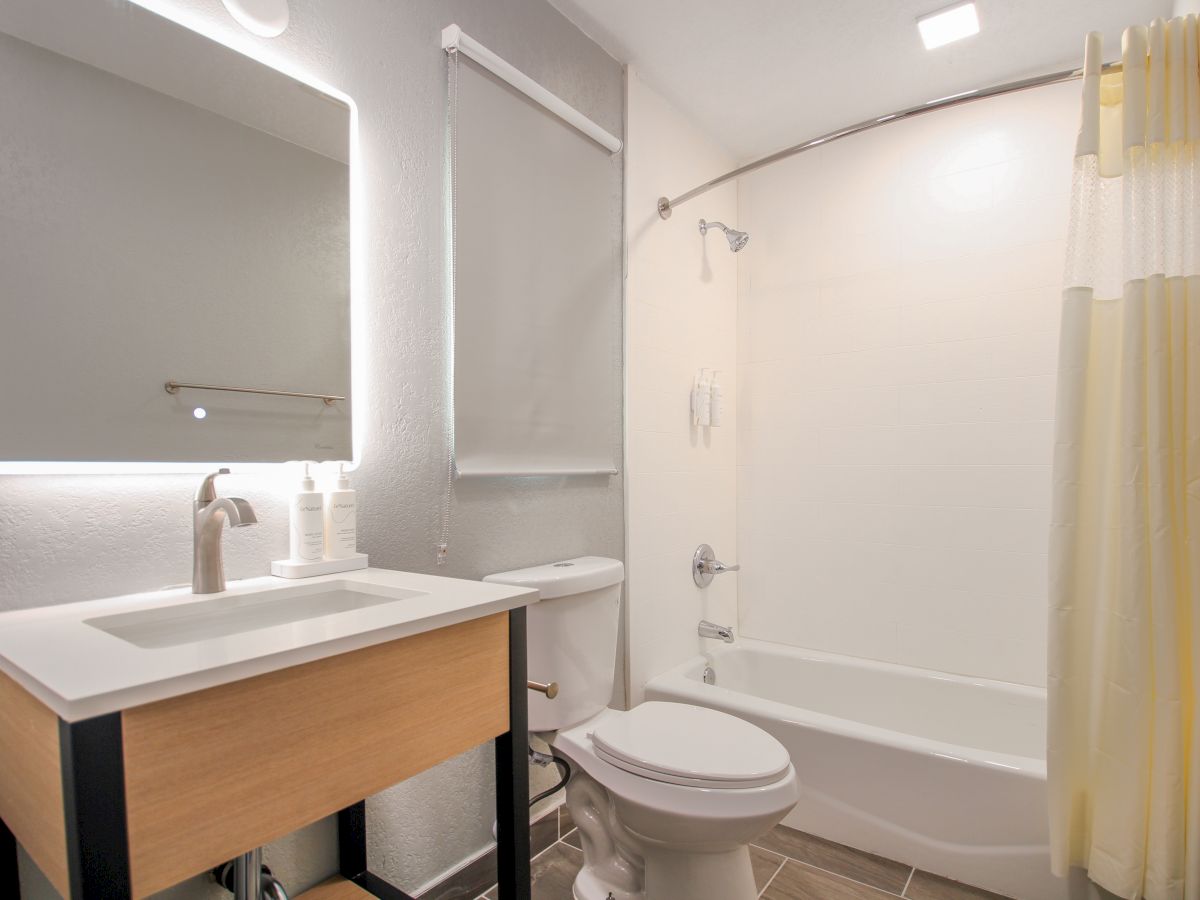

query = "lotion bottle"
[
  {"left": 289, "top": 463, "right": 324, "bottom": 563},
  {"left": 710, "top": 370, "right": 724, "bottom": 427},
  {"left": 696, "top": 369, "right": 712, "bottom": 427},
  {"left": 324, "top": 464, "right": 358, "bottom": 559}
]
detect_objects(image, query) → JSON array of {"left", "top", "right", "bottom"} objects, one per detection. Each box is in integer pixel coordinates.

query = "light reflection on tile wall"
[
  {"left": 624, "top": 70, "right": 739, "bottom": 702},
  {"left": 736, "top": 82, "right": 1077, "bottom": 687}
]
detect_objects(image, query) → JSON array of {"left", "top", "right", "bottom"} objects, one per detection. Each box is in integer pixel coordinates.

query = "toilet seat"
[
  {"left": 554, "top": 705, "right": 799, "bottom": 848},
  {"left": 589, "top": 701, "right": 791, "bottom": 789}
]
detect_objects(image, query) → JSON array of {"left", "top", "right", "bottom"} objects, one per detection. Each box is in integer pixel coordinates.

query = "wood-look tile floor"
[{"left": 478, "top": 807, "right": 1013, "bottom": 900}]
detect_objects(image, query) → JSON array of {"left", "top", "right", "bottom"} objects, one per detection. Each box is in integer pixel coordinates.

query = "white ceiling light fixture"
[
  {"left": 918, "top": 2, "right": 980, "bottom": 50},
  {"left": 220, "top": 0, "right": 290, "bottom": 38}
]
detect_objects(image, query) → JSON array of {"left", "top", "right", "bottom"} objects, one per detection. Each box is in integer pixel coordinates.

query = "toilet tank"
[{"left": 484, "top": 557, "right": 624, "bottom": 732}]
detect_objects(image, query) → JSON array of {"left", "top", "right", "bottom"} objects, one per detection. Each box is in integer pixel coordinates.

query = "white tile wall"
[
  {"left": 736, "top": 82, "right": 1079, "bottom": 687},
  {"left": 625, "top": 70, "right": 739, "bottom": 703}
]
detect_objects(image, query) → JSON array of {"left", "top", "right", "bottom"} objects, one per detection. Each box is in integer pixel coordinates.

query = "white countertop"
[{"left": 0, "top": 569, "right": 538, "bottom": 722}]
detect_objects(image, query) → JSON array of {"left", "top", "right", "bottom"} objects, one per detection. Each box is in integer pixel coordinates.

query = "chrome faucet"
[
  {"left": 193, "top": 469, "right": 257, "bottom": 594},
  {"left": 698, "top": 620, "right": 734, "bottom": 643}
]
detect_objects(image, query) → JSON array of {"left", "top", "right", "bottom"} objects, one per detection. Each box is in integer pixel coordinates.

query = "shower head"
[{"left": 698, "top": 219, "right": 749, "bottom": 253}]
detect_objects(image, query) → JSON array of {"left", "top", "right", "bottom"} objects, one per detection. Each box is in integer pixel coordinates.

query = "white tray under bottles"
[{"left": 270, "top": 553, "right": 368, "bottom": 579}]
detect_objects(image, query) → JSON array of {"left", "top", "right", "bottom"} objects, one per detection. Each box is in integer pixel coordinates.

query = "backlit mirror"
[{"left": 0, "top": 0, "right": 352, "bottom": 464}]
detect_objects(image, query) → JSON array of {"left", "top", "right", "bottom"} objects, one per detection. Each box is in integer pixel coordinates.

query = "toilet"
[{"left": 484, "top": 557, "right": 798, "bottom": 900}]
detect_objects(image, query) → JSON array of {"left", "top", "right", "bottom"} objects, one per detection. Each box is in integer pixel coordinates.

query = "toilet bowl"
[
  {"left": 484, "top": 558, "right": 799, "bottom": 900},
  {"left": 556, "top": 704, "right": 797, "bottom": 900}
]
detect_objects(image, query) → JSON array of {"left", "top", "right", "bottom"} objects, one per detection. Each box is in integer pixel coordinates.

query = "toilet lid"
[{"left": 589, "top": 702, "right": 791, "bottom": 789}]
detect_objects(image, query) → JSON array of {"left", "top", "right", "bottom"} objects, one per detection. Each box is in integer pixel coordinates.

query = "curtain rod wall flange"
[
  {"left": 442, "top": 24, "right": 623, "bottom": 154},
  {"left": 656, "top": 61, "right": 1122, "bottom": 220}
]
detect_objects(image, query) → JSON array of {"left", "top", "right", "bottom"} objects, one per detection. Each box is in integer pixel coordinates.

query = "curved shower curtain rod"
[{"left": 656, "top": 60, "right": 1122, "bottom": 220}]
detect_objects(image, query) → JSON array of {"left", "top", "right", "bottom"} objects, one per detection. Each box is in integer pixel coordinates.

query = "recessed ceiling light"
[{"left": 918, "top": 2, "right": 980, "bottom": 50}]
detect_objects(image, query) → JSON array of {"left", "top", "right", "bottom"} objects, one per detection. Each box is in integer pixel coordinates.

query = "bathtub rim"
[{"left": 646, "top": 638, "right": 1047, "bottom": 780}]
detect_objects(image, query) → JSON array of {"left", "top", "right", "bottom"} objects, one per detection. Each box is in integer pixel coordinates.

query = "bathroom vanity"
[{"left": 0, "top": 570, "right": 538, "bottom": 900}]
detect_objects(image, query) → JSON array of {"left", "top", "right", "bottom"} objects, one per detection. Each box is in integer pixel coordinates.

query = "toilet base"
[
  {"left": 642, "top": 846, "right": 757, "bottom": 900},
  {"left": 565, "top": 771, "right": 760, "bottom": 900},
  {"left": 566, "top": 771, "right": 644, "bottom": 900},
  {"left": 571, "top": 841, "right": 758, "bottom": 900},
  {"left": 572, "top": 867, "right": 638, "bottom": 900}
]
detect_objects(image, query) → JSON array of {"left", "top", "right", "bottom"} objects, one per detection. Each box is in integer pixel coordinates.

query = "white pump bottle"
[
  {"left": 288, "top": 463, "right": 324, "bottom": 563},
  {"left": 324, "top": 464, "right": 358, "bottom": 559}
]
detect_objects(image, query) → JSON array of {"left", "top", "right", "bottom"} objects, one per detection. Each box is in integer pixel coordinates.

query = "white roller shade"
[{"left": 449, "top": 44, "right": 620, "bottom": 477}]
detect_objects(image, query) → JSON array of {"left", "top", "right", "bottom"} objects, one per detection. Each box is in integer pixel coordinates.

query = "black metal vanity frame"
[{"left": 0, "top": 609, "right": 532, "bottom": 900}]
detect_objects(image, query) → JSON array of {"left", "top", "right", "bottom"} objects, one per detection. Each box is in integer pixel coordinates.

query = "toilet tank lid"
[{"left": 483, "top": 557, "right": 624, "bottom": 600}]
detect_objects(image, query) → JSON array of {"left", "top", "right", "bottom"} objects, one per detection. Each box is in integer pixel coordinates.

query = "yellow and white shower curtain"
[{"left": 1049, "top": 20, "right": 1200, "bottom": 900}]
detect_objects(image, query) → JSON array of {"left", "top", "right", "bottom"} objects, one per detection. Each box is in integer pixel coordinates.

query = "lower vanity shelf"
[
  {"left": 297, "top": 877, "right": 377, "bottom": 900},
  {"left": 0, "top": 609, "right": 530, "bottom": 900}
]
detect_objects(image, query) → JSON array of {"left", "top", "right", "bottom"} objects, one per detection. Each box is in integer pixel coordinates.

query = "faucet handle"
[
  {"left": 195, "top": 468, "right": 231, "bottom": 504},
  {"left": 693, "top": 543, "right": 740, "bottom": 587}
]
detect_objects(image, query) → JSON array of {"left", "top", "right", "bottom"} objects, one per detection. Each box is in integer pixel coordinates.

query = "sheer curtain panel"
[{"left": 1049, "top": 20, "right": 1200, "bottom": 900}]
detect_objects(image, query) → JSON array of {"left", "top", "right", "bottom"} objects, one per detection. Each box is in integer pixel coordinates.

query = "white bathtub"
[{"left": 645, "top": 639, "right": 1069, "bottom": 900}]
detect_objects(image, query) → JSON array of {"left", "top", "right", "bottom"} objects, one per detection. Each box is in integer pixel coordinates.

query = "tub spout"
[{"left": 698, "top": 620, "right": 734, "bottom": 643}]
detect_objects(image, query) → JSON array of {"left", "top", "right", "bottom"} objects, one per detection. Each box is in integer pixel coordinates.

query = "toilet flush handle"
[{"left": 528, "top": 680, "right": 559, "bottom": 699}]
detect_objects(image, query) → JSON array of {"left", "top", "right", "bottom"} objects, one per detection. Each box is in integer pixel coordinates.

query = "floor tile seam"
[
  {"left": 785, "top": 857, "right": 910, "bottom": 898},
  {"left": 757, "top": 857, "right": 787, "bottom": 898},
  {"left": 478, "top": 837, "right": 573, "bottom": 900}
]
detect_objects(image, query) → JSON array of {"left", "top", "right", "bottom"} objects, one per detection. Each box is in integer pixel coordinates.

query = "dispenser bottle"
[
  {"left": 324, "top": 464, "right": 358, "bottom": 559},
  {"left": 289, "top": 463, "right": 324, "bottom": 563},
  {"left": 710, "top": 370, "right": 724, "bottom": 427},
  {"left": 696, "top": 369, "right": 712, "bottom": 427}
]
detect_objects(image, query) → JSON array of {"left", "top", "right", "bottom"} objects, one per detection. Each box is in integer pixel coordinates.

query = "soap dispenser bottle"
[
  {"left": 696, "top": 369, "right": 713, "bottom": 427},
  {"left": 289, "top": 463, "right": 325, "bottom": 563},
  {"left": 710, "top": 370, "right": 724, "bottom": 427},
  {"left": 324, "top": 464, "right": 358, "bottom": 559}
]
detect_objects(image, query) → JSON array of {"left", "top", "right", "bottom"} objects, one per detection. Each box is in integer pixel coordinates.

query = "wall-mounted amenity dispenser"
[{"left": 691, "top": 369, "right": 723, "bottom": 428}]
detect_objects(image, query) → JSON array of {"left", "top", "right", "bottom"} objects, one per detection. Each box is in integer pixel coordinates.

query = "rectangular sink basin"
[{"left": 85, "top": 584, "right": 427, "bottom": 649}]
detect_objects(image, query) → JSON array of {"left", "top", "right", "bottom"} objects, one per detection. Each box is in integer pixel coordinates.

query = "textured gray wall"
[{"left": 3, "top": 0, "right": 624, "bottom": 895}]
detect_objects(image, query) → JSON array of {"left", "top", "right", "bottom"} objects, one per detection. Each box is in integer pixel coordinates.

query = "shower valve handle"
[{"left": 693, "top": 543, "right": 739, "bottom": 587}]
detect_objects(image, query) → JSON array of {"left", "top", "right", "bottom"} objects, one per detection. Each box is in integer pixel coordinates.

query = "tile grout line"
[
  {"left": 479, "top": 832, "right": 573, "bottom": 900},
  {"left": 764, "top": 851, "right": 912, "bottom": 898},
  {"left": 757, "top": 858, "right": 786, "bottom": 898},
  {"left": 531, "top": 839, "right": 560, "bottom": 862},
  {"left": 513, "top": 823, "right": 1003, "bottom": 900},
  {"left": 515, "top": 825, "right": 940, "bottom": 900}
]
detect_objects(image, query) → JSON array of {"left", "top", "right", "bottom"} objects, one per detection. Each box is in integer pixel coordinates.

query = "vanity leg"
[
  {"left": 337, "top": 801, "right": 368, "bottom": 881},
  {"left": 59, "top": 714, "right": 131, "bottom": 900},
  {"left": 335, "top": 801, "right": 416, "bottom": 900},
  {"left": 495, "top": 608, "right": 531, "bottom": 900},
  {"left": 1, "top": 815, "right": 19, "bottom": 899}
]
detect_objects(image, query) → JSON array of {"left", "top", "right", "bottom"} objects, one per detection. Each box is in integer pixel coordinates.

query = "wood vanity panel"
[
  {"left": 0, "top": 671, "right": 68, "bottom": 896},
  {"left": 121, "top": 613, "right": 510, "bottom": 897}
]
